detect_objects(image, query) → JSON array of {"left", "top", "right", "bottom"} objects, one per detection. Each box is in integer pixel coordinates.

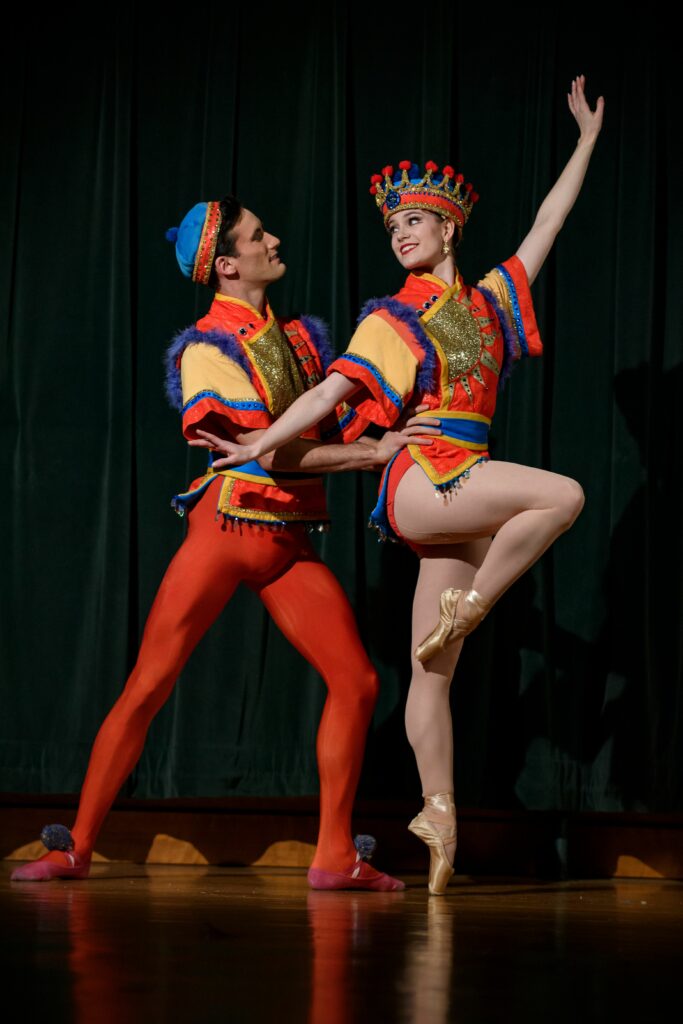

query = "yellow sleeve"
[
  {"left": 180, "top": 342, "right": 272, "bottom": 437},
  {"left": 327, "top": 312, "right": 419, "bottom": 429}
]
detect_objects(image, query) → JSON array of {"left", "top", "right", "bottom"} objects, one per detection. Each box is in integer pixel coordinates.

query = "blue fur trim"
[
  {"left": 495, "top": 264, "right": 528, "bottom": 355},
  {"left": 298, "top": 314, "right": 335, "bottom": 374},
  {"left": 357, "top": 296, "right": 438, "bottom": 395},
  {"left": 477, "top": 286, "right": 519, "bottom": 391},
  {"left": 164, "top": 325, "right": 252, "bottom": 411}
]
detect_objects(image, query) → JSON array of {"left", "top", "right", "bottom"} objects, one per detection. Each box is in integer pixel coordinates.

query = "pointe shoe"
[
  {"left": 407, "top": 792, "right": 457, "bottom": 896},
  {"left": 414, "top": 588, "right": 491, "bottom": 664},
  {"left": 10, "top": 824, "right": 91, "bottom": 882},
  {"left": 307, "top": 835, "right": 405, "bottom": 892}
]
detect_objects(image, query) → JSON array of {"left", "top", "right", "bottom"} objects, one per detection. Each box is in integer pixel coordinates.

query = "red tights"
[{"left": 52, "top": 487, "right": 379, "bottom": 872}]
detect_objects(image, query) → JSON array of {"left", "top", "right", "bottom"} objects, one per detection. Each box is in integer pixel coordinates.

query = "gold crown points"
[{"left": 369, "top": 160, "right": 479, "bottom": 222}]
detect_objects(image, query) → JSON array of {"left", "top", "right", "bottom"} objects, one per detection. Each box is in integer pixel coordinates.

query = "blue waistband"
[
  {"left": 368, "top": 415, "right": 490, "bottom": 543},
  {"left": 424, "top": 415, "right": 489, "bottom": 446}
]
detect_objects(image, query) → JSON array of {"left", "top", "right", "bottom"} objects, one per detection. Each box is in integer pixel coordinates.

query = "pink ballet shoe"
[
  {"left": 308, "top": 834, "right": 405, "bottom": 892},
  {"left": 307, "top": 859, "right": 405, "bottom": 892},
  {"left": 11, "top": 850, "right": 91, "bottom": 882},
  {"left": 10, "top": 824, "right": 90, "bottom": 882}
]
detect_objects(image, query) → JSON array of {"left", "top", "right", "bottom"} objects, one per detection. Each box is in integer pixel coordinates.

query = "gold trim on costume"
[
  {"left": 243, "top": 308, "right": 306, "bottom": 418},
  {"left": 409, "top": 449, "right": 487, "bottom": 487}
]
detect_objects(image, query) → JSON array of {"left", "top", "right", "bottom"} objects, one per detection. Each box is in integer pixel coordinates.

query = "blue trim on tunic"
[
  {"left": 369, "top": 453, "right": 401, "bottom": 541},
  {"left": 183, "top": 390, "right": 268, "bottom": 415},
  {"left": 334, "top": 353, "right": 403, "bottom": 412},
  {"left": 320, "top": 405, "right": 358, "bottom": 441},
  {"left": 495, "top": 264, "right": 528, "bottom": 356}
]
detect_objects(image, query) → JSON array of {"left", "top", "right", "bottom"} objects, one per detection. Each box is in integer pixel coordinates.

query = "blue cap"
[{"left": 165, "top": 202, "right": 210, "bottom": 279}]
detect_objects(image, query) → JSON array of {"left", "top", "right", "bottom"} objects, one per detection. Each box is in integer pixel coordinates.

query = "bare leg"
[
  {"left": 394, "top": 460, "right": 584, "bottom": 605},
  {"left": 405, "top": 539, "right": 490, "bottom": 871},
  {"left": 405, "top": 539, "right": 490, "bottom": 893}
]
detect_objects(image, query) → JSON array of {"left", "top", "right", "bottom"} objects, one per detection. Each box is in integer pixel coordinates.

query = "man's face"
[{"left": 224, "top": 208, "right": 286, "bottom": 287}]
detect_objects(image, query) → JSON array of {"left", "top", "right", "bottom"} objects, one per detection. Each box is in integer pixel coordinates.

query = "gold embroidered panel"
[
  {"left": 246, "top": 322, "right": 305, "bottom": 419},
  {"left": 425, "top": 298, "right": 484, "bottom": 382}
]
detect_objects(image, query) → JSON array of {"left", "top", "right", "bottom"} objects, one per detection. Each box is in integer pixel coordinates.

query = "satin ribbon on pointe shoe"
[
  {"left": 414, "top": 588, "right": 491, "bottom": 664},
  {"left": 407, "top": 792, "right": 457, "bottom": 896}
]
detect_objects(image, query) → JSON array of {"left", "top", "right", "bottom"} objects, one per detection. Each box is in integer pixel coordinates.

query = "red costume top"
[
  {"left": 165, "top": 294, "right": 336, "bottom": 529},
  {"left": 326, "top": 255, "right": 542, "bottom": 538}
]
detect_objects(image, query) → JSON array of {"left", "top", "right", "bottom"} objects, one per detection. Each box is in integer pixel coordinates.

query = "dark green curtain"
[{"left": 1, "top": 10, "right": 680, "bottom": 811}]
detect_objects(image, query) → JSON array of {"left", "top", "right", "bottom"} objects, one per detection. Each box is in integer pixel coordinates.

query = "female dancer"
[{"left": 193, "top": 77, "right": 604, "bottom": 893}]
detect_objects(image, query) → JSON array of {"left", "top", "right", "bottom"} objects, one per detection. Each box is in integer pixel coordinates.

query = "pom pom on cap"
[
  {"left": 354, "top": 834, "right": 377, "bottom": 860},
  {"left": 40, "top": 824, "right": 75, "bottom": 852},
  {"left": 165, "top": 227, "right": 179, "bottom": 243}
]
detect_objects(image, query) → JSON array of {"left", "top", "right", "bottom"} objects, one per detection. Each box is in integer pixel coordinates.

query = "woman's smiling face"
[{"left": 387, "top": 208, "right": 454, "bottom": 271}]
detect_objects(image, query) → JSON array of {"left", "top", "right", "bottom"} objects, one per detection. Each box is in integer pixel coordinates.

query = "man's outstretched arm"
[{"left": 190, "top": 406, "right": 439, "bottom": 474}]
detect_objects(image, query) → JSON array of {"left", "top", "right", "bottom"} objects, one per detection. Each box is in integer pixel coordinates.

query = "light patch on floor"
[
  {"left": 146, "top": 834, "right": 209, "bottom": 865},
  {"left": 252, "top": 840, "right": 316, "bottom": 867}
]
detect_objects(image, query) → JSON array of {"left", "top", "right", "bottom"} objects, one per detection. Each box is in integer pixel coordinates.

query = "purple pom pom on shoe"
[
  {"left": 165, "top": 227, "right": 179, "bottom": 243},
  {"left": 354, "top": 834, "right": 377, "bottom": 860},
  {"left": 40, "top": 824, "right": 74, "bottom": 852}
]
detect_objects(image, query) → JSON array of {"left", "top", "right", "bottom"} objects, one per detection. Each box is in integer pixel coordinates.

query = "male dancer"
[{"left": 12, "top": 196, "right": 432, "bottom": 890}]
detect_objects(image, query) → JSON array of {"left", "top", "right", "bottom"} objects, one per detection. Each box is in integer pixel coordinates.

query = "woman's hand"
[
  {"left": 568, "top": 75, "right": 604, "bottom": 144},
  {"left": 188, "top": 429, "right": 258, "bottom": 469},
  {"left": 516, "top": 76, "right": 604, "bottom": 284}
]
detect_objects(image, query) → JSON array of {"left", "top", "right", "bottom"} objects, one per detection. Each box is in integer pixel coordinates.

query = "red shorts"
[{"left": 384, "top": 450, "right": 429, "bottom": 557}]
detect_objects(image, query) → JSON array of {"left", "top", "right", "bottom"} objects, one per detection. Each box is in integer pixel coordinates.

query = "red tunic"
[
  {"left": 326, "top": 256, "right": 542, "bottom": 539},
  {"left": 166, "top": 294, "right": 335, "bottom": 529}
]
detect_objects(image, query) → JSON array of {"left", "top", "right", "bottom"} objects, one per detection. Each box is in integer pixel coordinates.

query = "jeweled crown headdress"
[{"left": 369, "top": 160, "right": 479, "bottom": 235}]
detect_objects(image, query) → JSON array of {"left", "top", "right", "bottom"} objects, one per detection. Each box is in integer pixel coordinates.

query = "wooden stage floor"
[{"left": 4, "top": 864, "right": 682, "bottom": 1023}]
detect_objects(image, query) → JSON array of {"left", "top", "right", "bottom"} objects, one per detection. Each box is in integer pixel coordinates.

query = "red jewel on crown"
[{"left": 369, "top": 159, "right": 478, "bottom": 233}]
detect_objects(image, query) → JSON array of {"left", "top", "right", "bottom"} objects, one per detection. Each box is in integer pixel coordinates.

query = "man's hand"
[
  {"left": 367, "top": 404, "right": 441, "bottom": 468},
  {"left": 189, "top": 429, "right": 258, "bottom": 469}
]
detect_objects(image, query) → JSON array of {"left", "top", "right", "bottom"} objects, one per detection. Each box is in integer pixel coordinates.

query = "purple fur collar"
[
  {"left": 357, "top": 296, "right": 438, "bottom": 395},
  {"left": 476, "top": 286, "right": 518, "bottom": 390},
  {"left": 298, "top": 314, "right": 335, "bottom": 373}
]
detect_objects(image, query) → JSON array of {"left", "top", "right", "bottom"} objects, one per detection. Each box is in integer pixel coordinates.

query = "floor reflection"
[{"left": 4, "top": 868, "right": 683, "bottom": 1024}]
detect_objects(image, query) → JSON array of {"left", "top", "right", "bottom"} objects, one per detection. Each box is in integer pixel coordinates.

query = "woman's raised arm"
[{"left": 516, "top": 75, "right": 604, "bottom": 286}]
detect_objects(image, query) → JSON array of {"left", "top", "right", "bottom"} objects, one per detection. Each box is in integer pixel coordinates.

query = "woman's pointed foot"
[
  {"left": 407, "top": 792, "right": 457, "bottom": 895},
  {"left": 414, "top": 588, "right": 491, "bottom": 664}
]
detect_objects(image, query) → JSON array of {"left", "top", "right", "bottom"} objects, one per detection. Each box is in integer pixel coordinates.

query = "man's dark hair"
[{"left": 208, "top": 194, "right": 243, "bottom": 289}]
